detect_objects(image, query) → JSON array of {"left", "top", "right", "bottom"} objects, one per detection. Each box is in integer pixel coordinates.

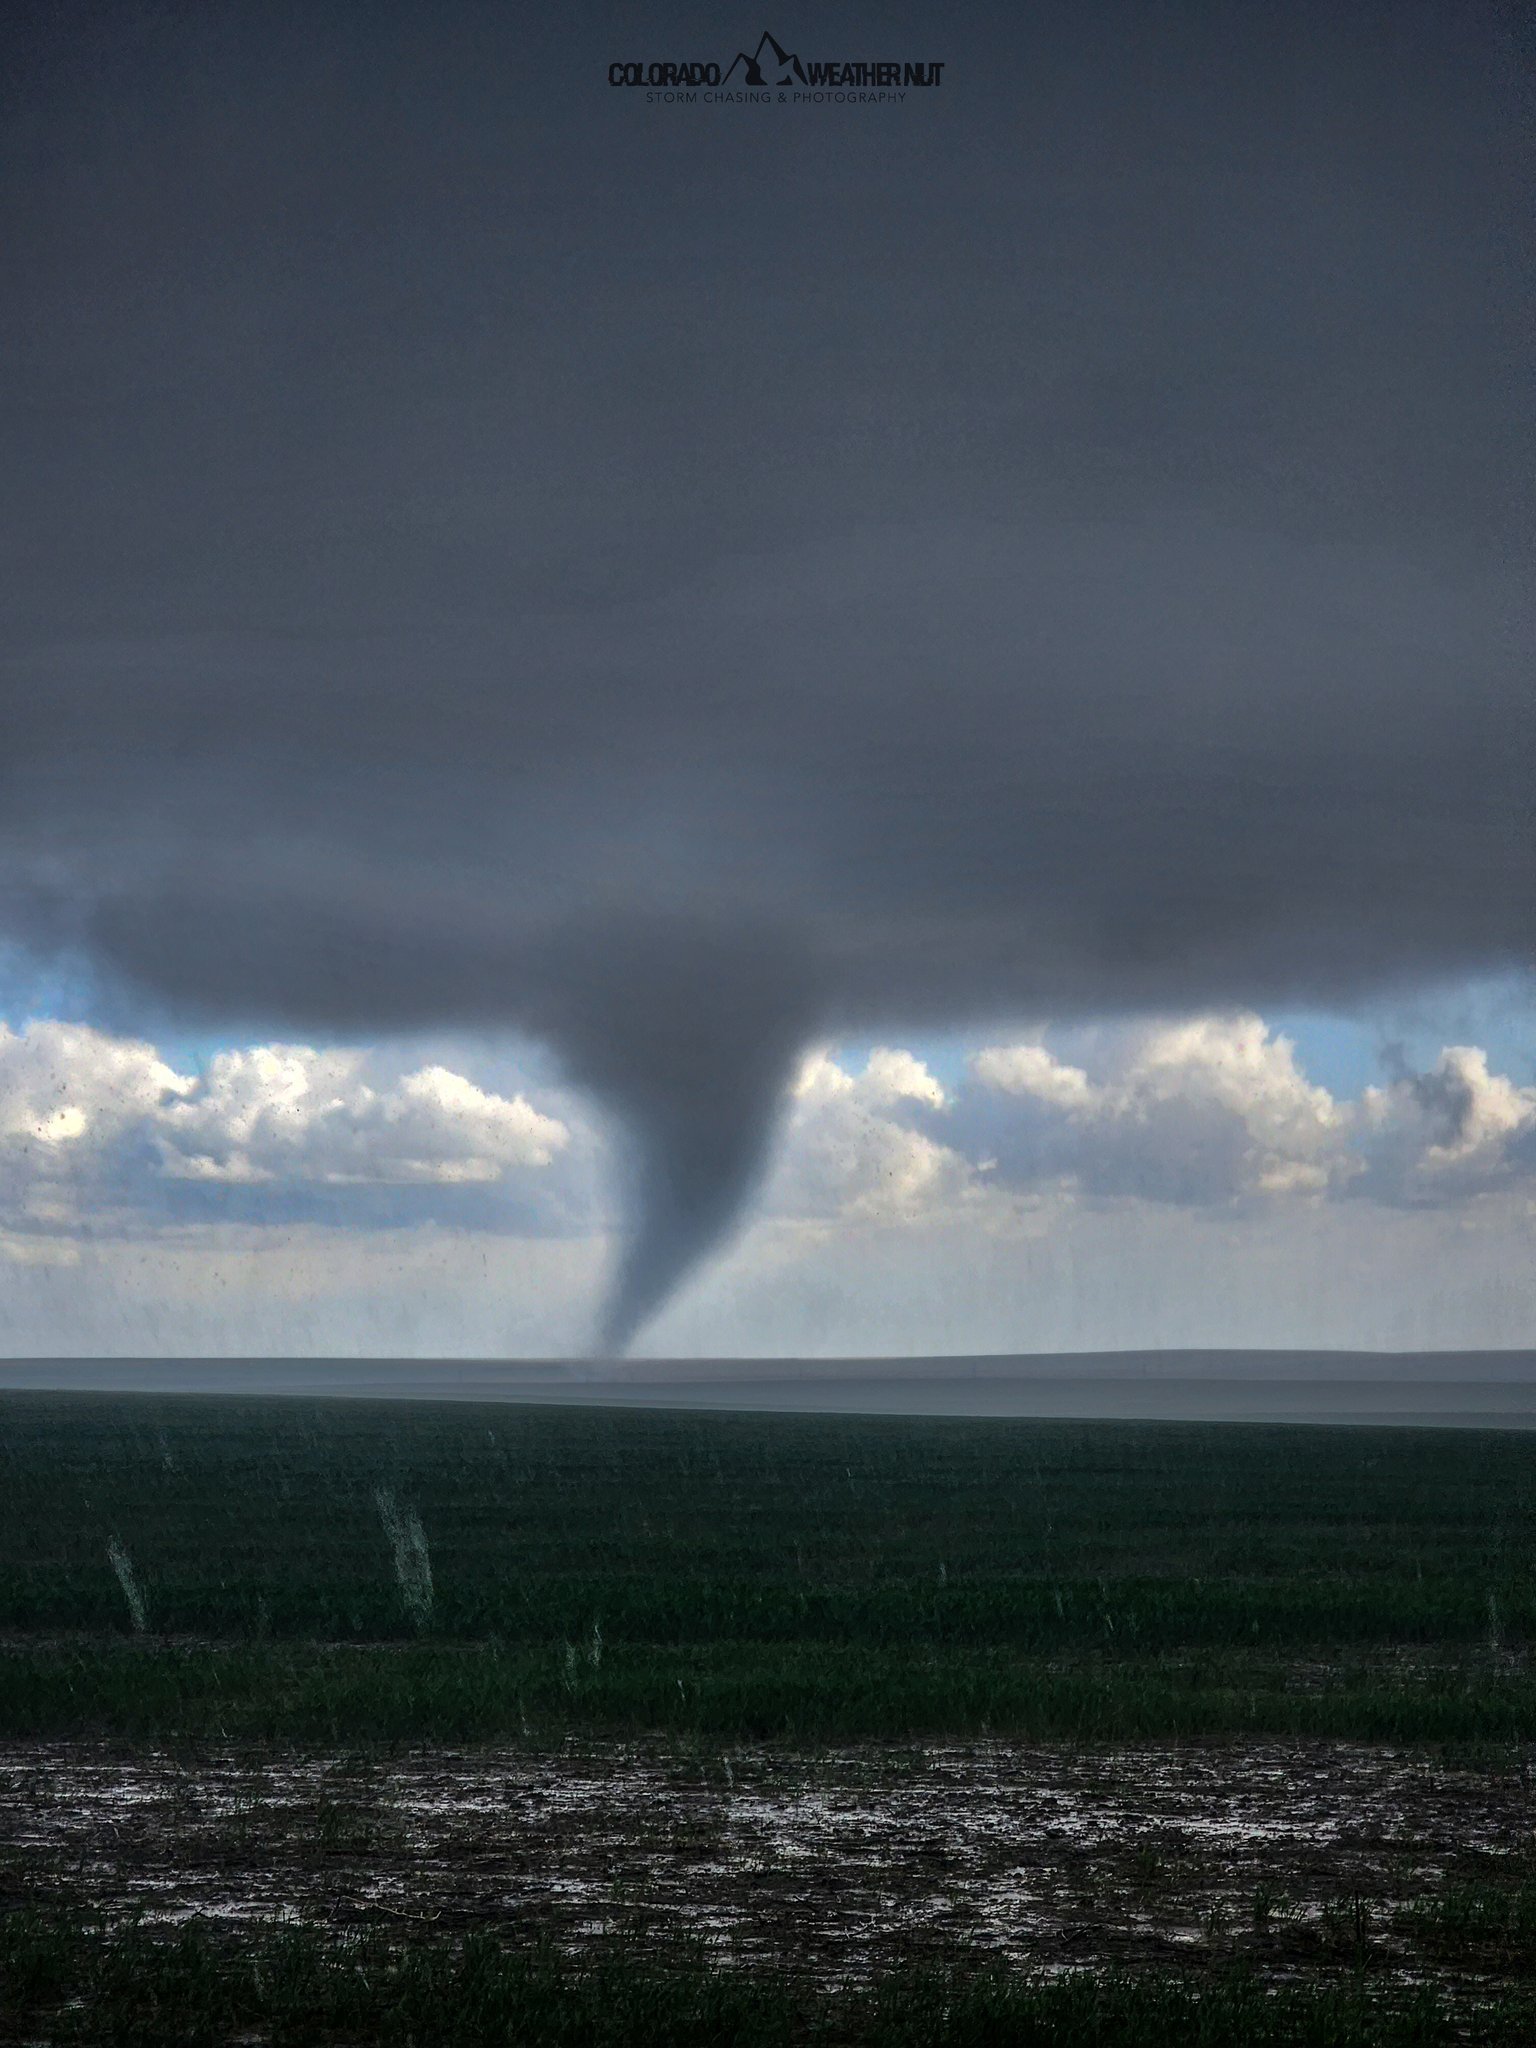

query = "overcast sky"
[{"left": 1, "top": 1, "right": 1530, "bottom": 1355}]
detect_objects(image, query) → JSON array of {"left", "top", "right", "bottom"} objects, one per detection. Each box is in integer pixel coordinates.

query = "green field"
[
  {"left": 3, "top": 1392, "right": 1535, "bottom": 1742},
  {"left": 7, "top": 1915, "right": 1535, "bottom": 2048},
  {"left": 6, "top": 1391, "right": 1536, "bottom": 2041}
]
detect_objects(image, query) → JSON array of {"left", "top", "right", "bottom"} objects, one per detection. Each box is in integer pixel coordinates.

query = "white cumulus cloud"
[
  {"left": 154, "top": 1046, "right": 568, "bottom": 1186},
  {"left": 0, "top": 1019, "right": 190, "bottom": 1156},
  {"left": 919, "top": 1014, "right": 1534, "bottom": 1215},
  {"left": 964, "top": 1014, "right": 1349, "bottom": 1204},
  {"left": 1355, "top": 1045, "right": 1536, "bottom": 1202},
  {"left": 773, "top": 1046, "right": 969, "bottom": 1222},
  {"left": 0, "top": 1022, "right": 572, "bottom": 1228}
]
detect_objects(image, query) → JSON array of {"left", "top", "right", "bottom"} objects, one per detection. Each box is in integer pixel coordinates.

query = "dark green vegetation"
[
  {"left": 3, "top": 1392, "right": 1536, "bottom": 1741},
  {"left": 6, "top": 1394, "right": 1536, "bottom": 2042},
  {"left": 4, "top": 1915, "right": 1534, "bottom": 2048},
  {"left": 7, "top": 1636, "right": 1536, "bottom": 1744}
]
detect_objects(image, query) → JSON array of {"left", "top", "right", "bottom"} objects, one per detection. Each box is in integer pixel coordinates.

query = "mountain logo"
[{"left": 722, "top": 31, "right": 806, "bottom": 87}]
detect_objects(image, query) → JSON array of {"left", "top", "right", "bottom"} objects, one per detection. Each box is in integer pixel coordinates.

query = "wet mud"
[{"left": 3, "top": 1739, "right": 1534, "bottom": 1985}]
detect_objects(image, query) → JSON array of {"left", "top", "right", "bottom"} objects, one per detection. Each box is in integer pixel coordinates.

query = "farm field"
[
  {"left": 3, "top": 1390, "right": 1536, "bottom": 2040},
  {"left": 6, "top": 1393, "right": 1536, "bottom": 1742}
]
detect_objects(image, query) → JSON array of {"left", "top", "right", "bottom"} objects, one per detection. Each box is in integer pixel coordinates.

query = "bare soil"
[{"left": 3, "top": 1739, "right": 1533, "bottom": 1987}]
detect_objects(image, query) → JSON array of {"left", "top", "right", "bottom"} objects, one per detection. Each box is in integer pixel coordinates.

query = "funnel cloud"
[{"left": 0, "top": 2, "right": 1530, "bottom": 1346}]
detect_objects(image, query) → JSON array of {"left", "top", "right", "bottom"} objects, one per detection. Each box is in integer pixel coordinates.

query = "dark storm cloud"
[{"left": 1, "top": 1, "right": 1530, "bottom": 1341}]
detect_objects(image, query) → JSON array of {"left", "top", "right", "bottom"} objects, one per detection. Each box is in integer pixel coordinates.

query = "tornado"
[{"left": 528, "top": 915, "right": 821, "bottom": 1353}]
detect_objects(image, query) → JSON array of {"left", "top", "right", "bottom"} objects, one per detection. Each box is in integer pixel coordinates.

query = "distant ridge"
[
  {"left": 3, "top": 1351, "right": 1536, "bottom": 1428},
  {"left": 597, "top": 1348, "right": 1536, "bottom": 1385}
]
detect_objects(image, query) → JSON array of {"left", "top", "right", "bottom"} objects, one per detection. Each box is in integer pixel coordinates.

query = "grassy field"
[
  {"left": 6, "top": 1914, "right": 1535, "bottom": 2047},
  {"left": 2, "top": 1391, "right": 1535, "bottom": 1741},
  {"left": 5, "top": 1391, "right": 1536, "bottom": 2041}
]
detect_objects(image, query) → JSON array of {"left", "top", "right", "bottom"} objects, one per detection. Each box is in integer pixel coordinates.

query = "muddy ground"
[{"left": 3, "top": 1739, "right": 1533, "bottom": 1987}]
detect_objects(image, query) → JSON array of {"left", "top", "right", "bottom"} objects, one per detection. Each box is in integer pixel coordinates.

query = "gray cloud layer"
[{"left": 2, "top": 2, "right": 1530, "bottom": 1341}]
